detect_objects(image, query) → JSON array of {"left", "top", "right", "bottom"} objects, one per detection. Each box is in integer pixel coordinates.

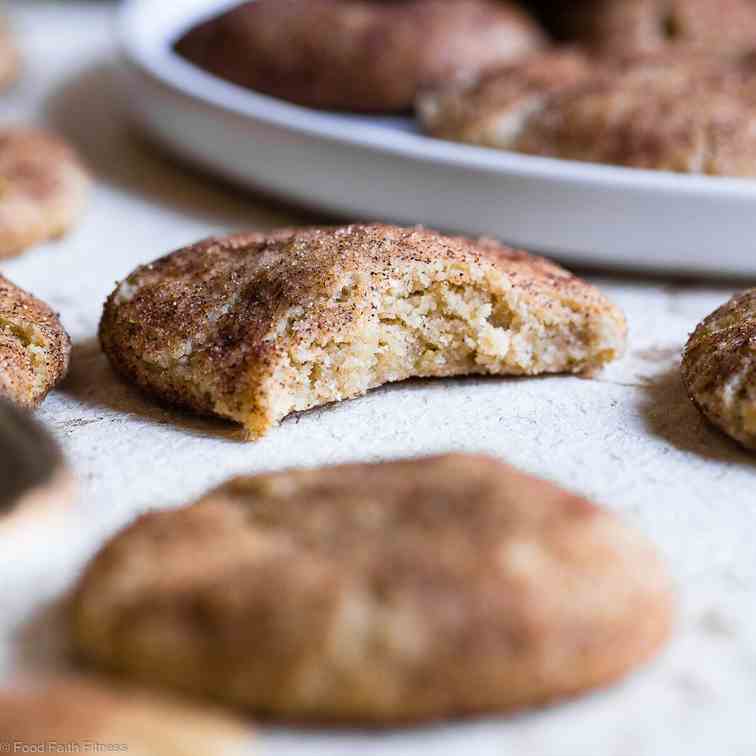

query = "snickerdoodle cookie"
[
  {"left": 555, "top": 0, "right": 756, "bottom": 57},
  {"left": 99, "top": 224, "right": 626, "bottom": 439},
  {"left": 0, "top": 399, "right": 73, "bottom": 527},
  {"left": 682, "top": 289, "right": 756, "bottom": 450},
  {"left": 0, "top": 275, "right": 70, "bottom": 408},
  {"left": 420, "top": 50, "right": 756, "bottom": 175},
  {"left": 0, "top": 128, "right": 89, "bottom": 259},
  {"left": 174, "top": 0, "right": 546, "bottom": 112},
  {"left": 418, "top": 48, "right": 593, "bottom": 146},
  {"left": 0, "top": 680, "right": 250, "bottom": 755},
  {"left": 71, "top": 454, "right": 673, "bottom": 723}
]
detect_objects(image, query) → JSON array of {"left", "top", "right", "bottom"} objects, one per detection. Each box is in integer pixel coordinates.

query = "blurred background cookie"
[
  {"left": 71, "top": 454, "right": 673, "bottom": 723},
  {"left": 421, "top": 50, "right": 756, "bottom": 175},
  {"left": 515, "top": 51, "right": 756, "bottom": 175},
  {"left": 0, "top": 128, "right": 89, "bottom": 260},
  {"left": 174, "top": 0, "right": 546, "bottom": 112},
  {"left": 0, "top": 679, "right": 250, "bottom": 755},
  {"left": 0, "top": 274, "right": 70, "bottom": 409},
  {"left": 682, "top": 289, "right": 756, "bottom": 450},
  {"left": 99, "top": 224, "right": 626, "bottom": 439},
  {"left": 544, "top": 0, "right": 756, "bottom": 57},
  {"left": 418, "top": 48, "right": 593, "bottom": 145},
  {"left": 0, "top": 398, "right": 73, "bottom": 528}
]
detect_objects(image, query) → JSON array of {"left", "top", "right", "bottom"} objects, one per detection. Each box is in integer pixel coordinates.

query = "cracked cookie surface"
[
  {"left": 420, "top": 49, "right": 756, "bottom": 176},
  {"left": 99, "top": 224, "right": 626, "bottom": 439}
]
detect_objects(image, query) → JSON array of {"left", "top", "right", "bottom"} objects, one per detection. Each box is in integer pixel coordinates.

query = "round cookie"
[
  {"left": 418, "top": 48, "right": 594, "bottom": 145},
  {"left": 0, "top": 275, "right": 70, "bottom": 408},
  {"left": 0, "top": 128, "right": 90, "bottom": 260},
  {"left": 556, "top": 0, "right": 756, "bottom": 57},
  {"left": 421, "top": 49, "right": 756, "bottom": 176},
  {"left": 174, "top": 0, "right": 546, "bottom": 112},
  {"left": 71, "top": 454, "right": 673, "bottom": 724},
  {"left": 0, "top": 19, "right": 20, "bottom": 90},
  {"left": 0, "top": 679, "right": 250, "bottom": 755},
  {"left": 517, "top": 52, "right": 756, "bottom": 175},
  {"left": 99, "top": 224, "right": 626, "bottom": 439},
  {"left": 682, "top": 289, "right": 756, "bottom": 450},
  {"left": 0, "top": 399, "right": 73, "bottom": 528}
]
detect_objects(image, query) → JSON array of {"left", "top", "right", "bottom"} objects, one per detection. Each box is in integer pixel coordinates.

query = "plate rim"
[{"left": 117, "top": 0, "right": 756, "bottom": 200}]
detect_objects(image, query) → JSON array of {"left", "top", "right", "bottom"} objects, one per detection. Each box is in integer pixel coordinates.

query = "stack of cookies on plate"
[{"left": 175, "top": 0, "right": 756, "bottom": 176}]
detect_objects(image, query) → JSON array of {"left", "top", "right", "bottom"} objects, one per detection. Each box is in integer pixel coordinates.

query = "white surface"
[
  {"left": 1, "top": 3, "right": 756, "bottom": 755},
  {"left": 120, "top": 0, "right": 756, "bottom": 276}
]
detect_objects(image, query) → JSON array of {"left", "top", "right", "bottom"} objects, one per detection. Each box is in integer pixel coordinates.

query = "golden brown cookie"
[
  {"left": 0, "top": 19, "right": 20, "bottom": 90},
  {"left": 174, "top": 0, "right": 546, "bottom": 112},
  {"left": 99, "top": 224, "right": 627, "bottom": 439},
  {"left": 0, "top": 275, "right": 70, "bottom": 408},
  {"left": 0, "top": 399, "right": 74, "bottom": 528},
  {"left": 682, "top": 289, "right": 756, "bottom": 450},
  {"left": 421, "top": 49, "right": 756, "bottom": 176},
  {"left": 0, "top": 679, "right": 250, "bottom": 755},
  {"left": 557, "top": 0, "right": 756, "bottom": 57},
  {"left": 0, "top": 128, "right": 90, "bottom": 260},
  {"left": 418, "top": 48, "right": 594, "bottom": 146},
  {"left": 71, "top": 454, "right": 674, "bottom": 724},
  {"left": 516, "top": 52, "right": 756, "bottom": 174}
]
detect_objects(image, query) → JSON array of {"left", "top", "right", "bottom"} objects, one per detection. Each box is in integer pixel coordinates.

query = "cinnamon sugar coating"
[
  {"left": 683, "top": 289, "right": 756, "bottom": 450},
  {"left": 99, "top": 224, "right": 626, "bottom": 439},
  {"left": 420, "top": 49, "right": 756, "bottom": 176}
]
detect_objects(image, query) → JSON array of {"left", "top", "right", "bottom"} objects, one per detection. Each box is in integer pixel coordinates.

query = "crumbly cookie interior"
[
  {"left": 0, "top": 316, "right": 52, "bottom": 404},
  {"left": 101, "top": 226, "right": 625, "bottom": 440},
  {"left": 260, "top": 261, "right": 618, "bottom": 435}
]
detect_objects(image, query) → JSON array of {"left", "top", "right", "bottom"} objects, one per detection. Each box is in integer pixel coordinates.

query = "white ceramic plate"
[{"left": 118, "top": 0, "right": 756, "bottom": 275}]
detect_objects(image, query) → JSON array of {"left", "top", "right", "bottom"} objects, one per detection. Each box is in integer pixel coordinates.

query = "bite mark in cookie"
[{"left": 99, "top": 224, "right": 626, "bottom": 439}]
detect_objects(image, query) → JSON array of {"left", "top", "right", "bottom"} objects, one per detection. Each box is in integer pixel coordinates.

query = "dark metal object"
[{"left": 0, "top": 399, "right": 61, "bottom": 514}]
